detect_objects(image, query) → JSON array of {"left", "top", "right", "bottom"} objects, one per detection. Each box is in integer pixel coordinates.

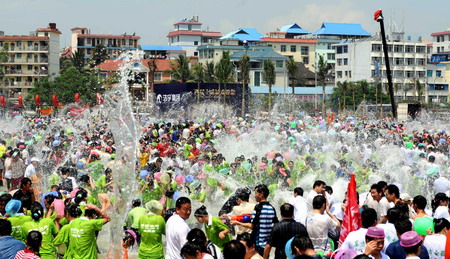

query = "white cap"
[
  {"left": 31, "top": 157, "right": 40, "bottom": 163},
  {"left": 400, "top": 193, "right": 412, "bottom": 202}
]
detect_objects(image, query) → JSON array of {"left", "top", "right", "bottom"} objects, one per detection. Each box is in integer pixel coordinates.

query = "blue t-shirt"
[
  {"left": 0, "top": 235, "right": 26, "bottom": 259},
  {"left": 385, "top": 240, "right": 429, "bottom": 259}
]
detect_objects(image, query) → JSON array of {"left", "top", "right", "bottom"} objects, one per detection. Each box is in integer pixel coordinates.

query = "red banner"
[
  {"left": 40, "top": 108, "right": 53, "bottom": 115},
  {"left": 52, "top": 94, "right": 59, "bottom": 108},
  {"left": 339, "top": 174, "right": 362, "bottom": 246},
  {"left": 75, "top": 93, "right": 80, "bottom": 104},
  {"left": 0, "top": 96, "right": 5, "bottom": 108},
  {"left": 35, "top": 94, "right": 41, "bottom": 108},
  {"left": 69, "top": 107, "right": 85, "bottom": 116}
]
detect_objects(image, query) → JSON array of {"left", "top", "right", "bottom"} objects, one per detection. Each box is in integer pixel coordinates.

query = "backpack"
[{"left": 61, "top": 178, "right": 73, "bottom": 192}]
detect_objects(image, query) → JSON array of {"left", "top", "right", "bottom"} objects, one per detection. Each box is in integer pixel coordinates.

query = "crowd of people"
[{"left": 0, "top": 114, "right": 448, "bottom": 258}]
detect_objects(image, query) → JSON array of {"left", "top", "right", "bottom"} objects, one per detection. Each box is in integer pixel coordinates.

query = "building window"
[
  {"left": 290, "top": 45, "right": 296, "bottom": 52},
  {"left": 87, "top": 48, "right": 91, "bottom": 55},
  {"left": 348, "top": 71, "right": 351, "bottom": 78},
  {"left": 129, "top": 39, "right": 133, "bottom": 46},
  {"left": 87, "top": 38, "right": 92, "bottom": 44},
  {"left": 387, "top": 44, "right": 393, "bottom": 52},
  {"left": 405, "top": 58, "right": 414, "bottom": 65},
  {"left": 194, "top": 52, "right": 198, "bottom": 56},
  {"left": 405, "top": 45, "right": 414, "bottom": 53},
  {"left": 194, "top": 41, "right": 198, "bottom": 46},
  {"left": 416, "top": 46, "right": 425, "bottom": 53},
  {"left": 336, "top": 46, "right": 343, "bottom": 54},
  {"left": 427, "top": 70, "right": 433, "bottom": 77},
  {"left": 28, "top": 65, "right": 32, "bottom": 70},
  {"left": 154, "top": 72, "right": 162, "bottom": 81},
  {"left": 254, "top": 71, "right": 261, "bottom": 86},
  {"left": 393, "top": 45, "right": 403, "bottom": 52},
  {"left": 302, "top": 57, "right": 309, "bottom": 64},
  {"left": 327, "top": 43, "right": 332, "bottom": 50},
  {"left": 343, "top": 58, "right": 348, "bottom": 65},
  {"left": 394, "top": 58, "right": 403, "bottom": 66},
  {"left": 280, "top": 45, "right": 286, "bottom": 52},
  {"left": 16, "top": 53, "right": 22, "bottom": 59},
  {"left": 188, "top": 25, "right": 192, "bottom": 31},
  {"left": 416, "top": 71, "right": 425, "bottom": 78},
  {"left": 337, "top": 59, "right": 342, "bottom": 66},
  {"left": 343, "top": 46, "right": 348, "bottom": 53},
  {"left": 344, "top": 71, "right": 348, "bottom": 77},
  {"left": 327, "top": 53, "right": 335, "bottom": 60},
  {"left": 394, "top": 70, "right": 404, "bottom": 78},
  {"left": 108, "top": 39, "right": 112, "bottom": 46},
  {"left": 372, "top": 44, "right": 382, "bottom": 52},
  {"left": 27, "top": 41, "right": 32, "bottom": 47},
  {"left": 405, "top": 71, "right": 414, "bottom": 78},
  {"left": 436, "top": 70, "right": 442, "bottom": 77},
  {"left": 417, "top": 58, "right": 425, "bottom": 66},
  {"left": 337, "top": 71, "right": 342, "bottom": 78},
  {"left": 276, "top": 60, "right": 283, "bottom": 68},
  {"left": 122, "top": 39, "right": 126, "bottom": 45},
  {"left": 301, "top": 46, "right": 309, "bottom": 55}
]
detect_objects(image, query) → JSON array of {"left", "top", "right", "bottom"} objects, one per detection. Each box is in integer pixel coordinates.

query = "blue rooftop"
[
  {"left": 220, "top": 28, "right": 264, "bottom": 42},
  {"left": 279, "top": 23, "right": 309, "bottom": 34},
  {"left": 313, "top": 23, "right": 371, "bottom": 37},
  {"left": 140, "top": 45, "right": 184, "bottom": 51},
  {"left": 250, "top": 86, "right": 335, "bottom": 95}
]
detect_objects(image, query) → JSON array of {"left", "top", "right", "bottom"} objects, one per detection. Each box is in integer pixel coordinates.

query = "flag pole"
[{"left": 374, "top": 9, "right": 397, "bottom": 119}]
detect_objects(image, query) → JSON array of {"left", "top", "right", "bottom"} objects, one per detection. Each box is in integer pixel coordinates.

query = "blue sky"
[{"left": 1, "top": 0, "right": 449, "bottom": 48}]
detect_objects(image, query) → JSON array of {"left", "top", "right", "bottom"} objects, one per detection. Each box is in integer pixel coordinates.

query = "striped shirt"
[
  {"left": 14, "top": 249, "right": 40, "bottom": 259},
  {"left": 252, "top": 202, "right": 277, "bottom": 248}
]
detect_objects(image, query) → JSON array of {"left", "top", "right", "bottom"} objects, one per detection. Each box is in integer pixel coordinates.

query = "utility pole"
[{"left": 374, "top": 9, "right": 397, "bottom": 119}]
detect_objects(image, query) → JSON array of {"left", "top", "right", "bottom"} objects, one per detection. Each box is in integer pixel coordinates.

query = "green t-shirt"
[
  {"left": 49, "top": 174, "right": 59, "bottom": 187},
  {"left": 127, "top": 207, "right": 147, "bottom": 229},
  {"left": 22, "top": 218, "right": 58, "bottom": 256},
  {"left": 95, "top": 175, "right": 107, "bottom": 193},
  {"left": 68, "top": 218, "right": 104, "bottom": 259},
  {"left": 138, "top": 214, "right": 166, "bottom": 259},
  {"left": 53, "top": 223, "right": 71, "bottom": 258},
  {"left": 8, "top": 215, "right": 32, "bottom": 241},
  {"left": 204, "top": 216, "right": 232, "bottom": 250}
]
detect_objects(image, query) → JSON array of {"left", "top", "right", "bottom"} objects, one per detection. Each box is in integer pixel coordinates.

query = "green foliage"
[
  {"left": 191, "top": 63, "right": 205, "bottom": 83},
  {"left": 170, "top": 55, "right": 191, "bottom": 83},
  {"left": 286, "top": 57, "right": 298, "bottom": 94},
  {"left": 204, "top": 61, "right": 216, "bottom": 83},
  {"left": 0, "top": 45, "right": 9, "bottom": 87},
  {"left": 317, "top": 55, "right": 330, "bottom": 114},
  {"left": 330, "top": 80, "right": 390, "bottom": 110},
  {"left": 415, "top": 79, "right": 424, "bottom": 101},
  {"left": 215, "top": 52, "right": 234, "bottom": 104},
  {"left": 239, "top": 54, "right": 251, "bottom": 84},
  {"left": 263, "top": 59, "right": 275, "bottom": 110},
  {"left": 73, "top": 50, "right": 87, "bottom": 70},
  {"left": 90, "top": 44, "right": 108, "bottom": 67},
  {"left": 26, "top": 66, "right": 103, "bottom": 107}
]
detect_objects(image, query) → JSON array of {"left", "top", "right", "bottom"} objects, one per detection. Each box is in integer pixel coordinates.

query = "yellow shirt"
[{"left": 139, "top": 153, "right": 149, "bottom": 167}]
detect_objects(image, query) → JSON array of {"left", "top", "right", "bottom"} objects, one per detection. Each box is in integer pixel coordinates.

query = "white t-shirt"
[
  {"left": 433, "top": 206, "right": 450, "bottom": 220},
  {"left": 340, "top": 228, "right": 368, "bottom": 254},
  {"left": 306, "top": 212, "right": 338, "bottom": 252},
  {"left": 306, "top": 190, "right": 333, "bottom": 211},
  {"left": 24, "top": 164, "right": 36, "bottom": 178},
  {"left": 434, "top": 177, "right": 450, "bottom": 194},
  {"left": 368, "top": 197, "right": 390, "bottom": 221},
  {"left": 423, "top": 234, "right": 446, "bottom": 259},
  {"left": 182, "top": 128, "right": 191, "bottom": 139},
  {"left": 166, "top": 213, "right": 191, "bottom": 259},
  {"left": 377, "top": 222, "right": 397, "bottom": 245},
  {"left": 289, "top": 195, "right": 310, "bottom": 225}
]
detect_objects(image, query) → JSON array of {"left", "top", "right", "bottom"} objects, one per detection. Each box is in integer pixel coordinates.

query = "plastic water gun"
[{"left": 230, "top": 214, "right": 252, "bottom": 223}]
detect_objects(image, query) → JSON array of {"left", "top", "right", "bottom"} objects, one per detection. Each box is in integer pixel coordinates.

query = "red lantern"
[
  {"left": 0, "top": 96, "right": 5, "bottom": 108},
  {"left": 52, "top": 94, "right": 59, "bottom": 108},
  {"left": 35, "top": 94, "right": 41, "bottom": 108},
  {"left": 75, "top": 93, "right": 80, "bottom": 104},
  {"left": 96, "top": 92, "right": 103, "bottom": 105},
  {"left": 18, "top": 94, "right": 23, "bottom": 108}
]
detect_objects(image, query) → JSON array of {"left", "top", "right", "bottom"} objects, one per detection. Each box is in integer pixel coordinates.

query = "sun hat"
[
  {"left": 145, "top": 200, "right": 163, "bottom": 214},
  {"left": 366, "top": 227, "right": 385, "bottom": 239},
  {"left": 400, "top": 231, "right": 422, "bottom": 247},
  {"left": 400, "top": 193, "right": 412, "bottom": 202}
]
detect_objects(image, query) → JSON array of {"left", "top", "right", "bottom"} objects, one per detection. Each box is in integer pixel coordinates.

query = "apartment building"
[
  {"left": 167, "top": 16, "right": 222, "bottom": 58},
  {"left": 333, "top": 34, "right": 428, "bottom": 101},
  {"left": 71, "top": 27, "right": 140, "bottom": 60},
  {"left": 427, "top": 28, "right": 450, "bottom": 102},
  {"left": 0, "top": 23, "right": 60, "bottom": 97}
]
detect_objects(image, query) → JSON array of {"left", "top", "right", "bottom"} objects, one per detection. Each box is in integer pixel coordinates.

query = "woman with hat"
[
  {"left": 363, "top": 227, "right": 389, "bottom": 259},
  {"left": 137, "top": 200, "right": 166, "bottom": 259}
]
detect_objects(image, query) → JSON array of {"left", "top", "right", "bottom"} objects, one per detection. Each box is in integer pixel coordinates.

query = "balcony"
[{"left": 7, "top": 46, "right": 49, "bottom": 52}]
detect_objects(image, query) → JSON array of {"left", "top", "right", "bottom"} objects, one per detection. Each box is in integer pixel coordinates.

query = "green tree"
[
  {"left": 286, "top": 57, "right": 298, "bottom": 95},
  {"left": 73, "top": 50, "right": 86, "bottom": 71},
  {"left": 239, "top": 54, "right": 251, "bottom": 115},
  {"left": 147, "top": 59, "right": 158, "bottom": 96},
  {"left": 215, "top": 52, "right": 234, "bottom": 104},
  {"left": 26, "top": 66, "right": 103, "bottom": 107},
  {"left": 191, "top": 63, "right": 205, "bottom": 103},
  {"left": 170, "top": 55, "right": 191, "bottom": 83},
  {"left": 329, "top": 80, "right": 389, "bottom": 111},
  {"left": 204, "top": 61, "right": 216, "bottom": 83},
  {"left": 402, "top": 82, "right": 414, "bottom": 100},
  {"left": 263, "top": 59, "right": 276, "bottom": 111},
  {"left": 415, "top": 78, "right": 424, "bottom": 102},
  {"left": 317, "top": 55, "right": 329, "bottom": 116},
  {"left": 0, "top": 45, "right": 9, "bottom": 93},
  {"left": 90, "top": 44, "right": 108, "bottom": 67}
]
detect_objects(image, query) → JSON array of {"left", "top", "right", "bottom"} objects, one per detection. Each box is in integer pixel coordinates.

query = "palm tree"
[
  {"left": 415, "top": 79, "right": 424, "bottom": 102},
  {"left": 239, "top": 54, "right": 251, "bottom": 116},
  {"left": 147, "top": 59, "right": 158, "bottom": 99},
  {"left": 191, "top": 63, "right": 205, "bottom": 104},
  {"left": 215, "top": 52, "right": 234, "bottom": 104},
  {"left": 402, "top": 83, "right": 414, "bottom": 100},
  {"left": 205, "top": 61, "right": 215, "bottom": 83},
  {"left": 317, "top": 55, "right": 329, "bottom": 116},
  {"left": 360, "top": 80, "right": 369, "bottom": 103},
  {"left": 263, "top": 59, "right": 276, "bottom": 111},
  {"left": 170, "top": 55, "right": 191, "bottom": 83},
  {"left": 341, "top": 81, "right": 348, "bottom": 112},
  {"left": 286, "top": 57, "right": 298, "bottom": 95}
]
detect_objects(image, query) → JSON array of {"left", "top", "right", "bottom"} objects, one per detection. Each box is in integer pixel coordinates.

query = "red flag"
[
  {"left": 446, "top": 231, "right": 450, "bottom": 258},
  {"left": 52, "top": 94, "right": 59, "bottom": 108},
  {"left": 35, "top": 94, "right": 41, "bottom": 108},
  {"left": 339, "top": 174, "right": 362, "bottom": 247},
  {"left": 18, "top": 94, "right": 23, "bottom": 108},
  {"left": 96, "top": 92, "right": 103, "bottom": 105},
  {"left": 374, "top": 9, "right": 383, "bottom": 21},
  {"left": 0, "top": 96, "right": 5, "bottom": 108},
  {"left": 75, "top": 93, "right": 80, "bottom": 104}
]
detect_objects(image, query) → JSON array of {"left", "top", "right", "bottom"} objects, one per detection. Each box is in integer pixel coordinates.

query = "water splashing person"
[
  {"left": 194, "top": 205, "right": 232, "bottom": 251},
  {"left": 137, "top": 200, "right": 165, "bottom": 259},
  {"left": 15, "top": 230, "right": 42, "bottom": 259},
  {"left": 53, "top": 203, "right": 82, "bottom": 258}
]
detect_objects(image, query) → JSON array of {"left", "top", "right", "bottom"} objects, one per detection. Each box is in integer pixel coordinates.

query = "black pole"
[{"left": 377, "top": 14, "right": 397, "bottom": 119}]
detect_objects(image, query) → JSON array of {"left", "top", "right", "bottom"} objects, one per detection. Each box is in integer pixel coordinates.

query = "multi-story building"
[
  {"left": 430, "top": 28, "right": 450, "bottom": 53},
  {"left": 312, "top": 23, "right": 371, "bottom": 67},
  {"left": 0, "top": 23, "right": 60, "bottom": 98},
  {"left": 140, "top": 45, "right": 186, "bottom": 60},
  {"left": 71, "top": 27, "right": 140, "bottom": 60},
  {"left": 426, "top": 28, "right": 450, "bottom": 102},
  {"left": 167, "top": 16, "right": 222, "bottom": 58},
  {"left": 333, "top": 34, "right": 428, "bottom": 101}
]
